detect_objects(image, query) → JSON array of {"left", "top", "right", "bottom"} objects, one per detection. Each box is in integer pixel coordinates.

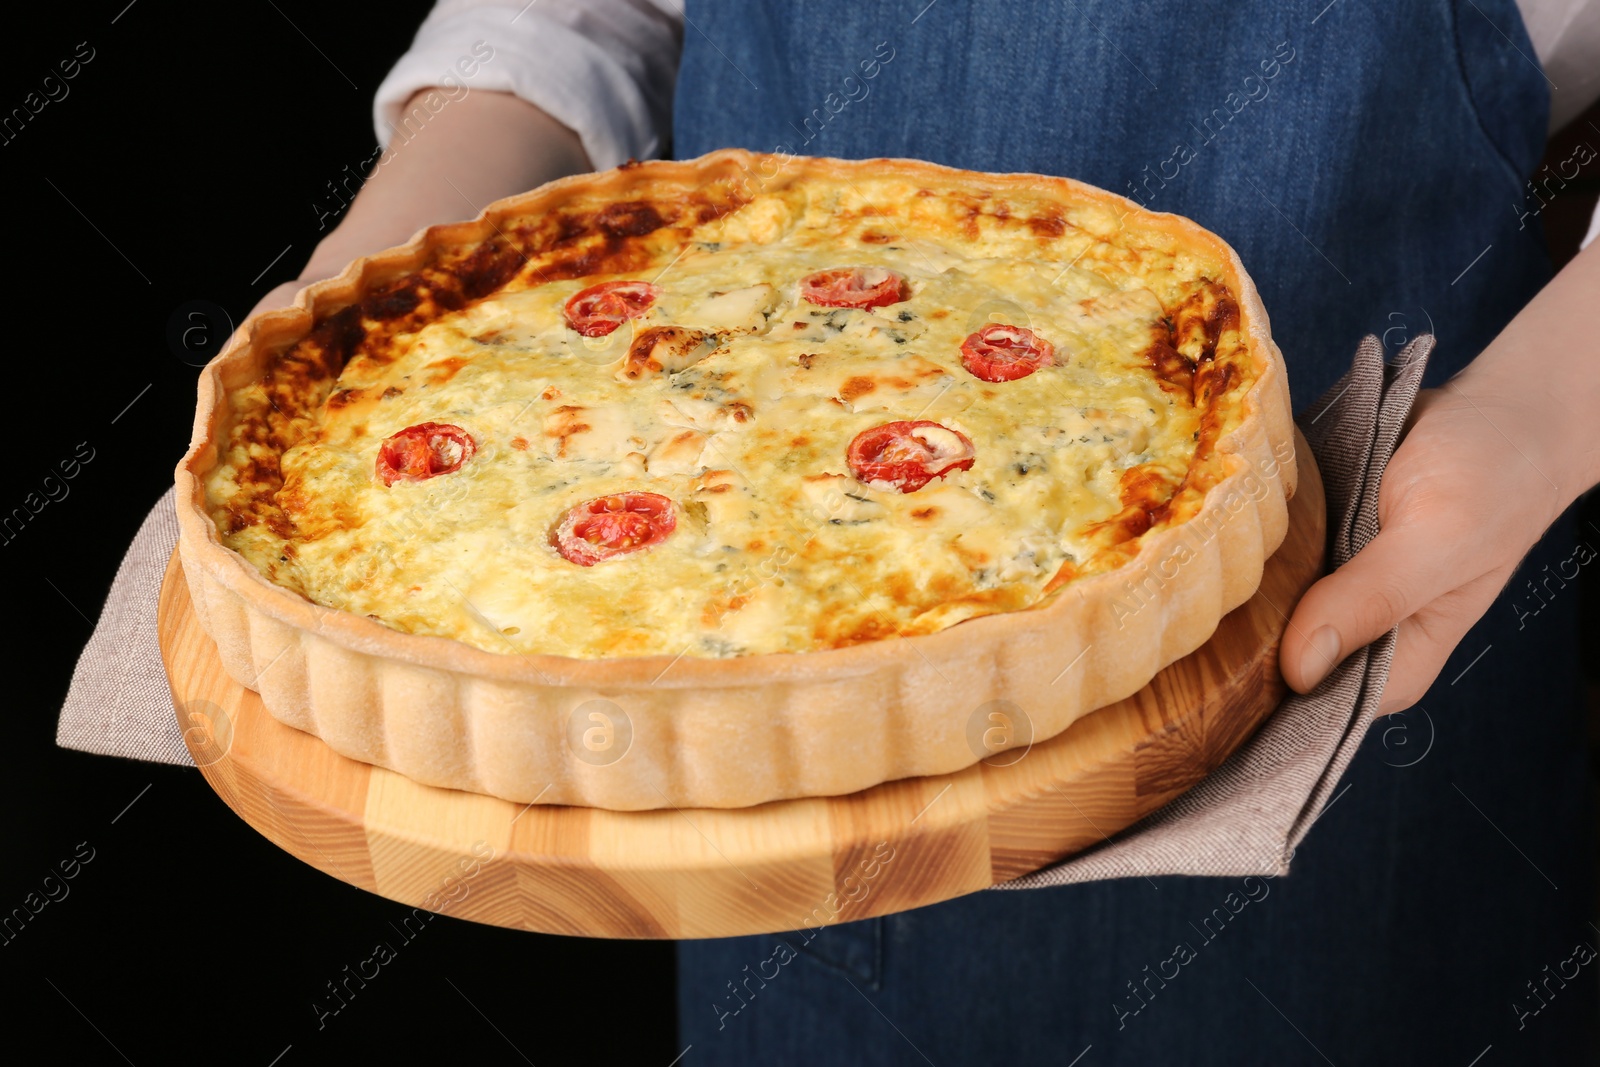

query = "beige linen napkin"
[
  {"left": 56, "top": 334, "right": 1431, "bottom": 886},
  {"left": 1001, "top": 332, "right": 1431, "bottom": 886}
]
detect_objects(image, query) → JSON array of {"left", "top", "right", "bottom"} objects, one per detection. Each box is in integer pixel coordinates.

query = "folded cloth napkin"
[
  {"left": 56, "top": 334, "right": 1432, "bottom": 887},
  {"left": 1001, "top": 332, "right": 1432, "bottom": 887}
]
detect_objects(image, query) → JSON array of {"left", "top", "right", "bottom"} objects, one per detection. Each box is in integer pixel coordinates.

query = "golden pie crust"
[{"left": 175, "top": 150, "right": 1296, "bottom": 810}]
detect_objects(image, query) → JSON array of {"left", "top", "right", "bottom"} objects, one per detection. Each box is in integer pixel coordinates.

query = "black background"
[{"left": 3, "top": 3, "right": 676, "bottom": 1064}]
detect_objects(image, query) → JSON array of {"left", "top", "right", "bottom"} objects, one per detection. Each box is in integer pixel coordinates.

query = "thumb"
[{"left": 1279, "top": 517, "right": 1470, "bottom": 692}]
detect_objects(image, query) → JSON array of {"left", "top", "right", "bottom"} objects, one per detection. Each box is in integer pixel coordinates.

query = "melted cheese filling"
[{"left": 210, "top": 180, "right": 1249, "bottom": 659}]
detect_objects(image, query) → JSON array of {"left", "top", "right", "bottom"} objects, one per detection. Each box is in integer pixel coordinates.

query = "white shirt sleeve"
[
  {"left": 1517, "top": 0, "right": 1600, "bottom": 249},
  {"left": 372, "top": 0, "right": 685, "bottom": 171}
]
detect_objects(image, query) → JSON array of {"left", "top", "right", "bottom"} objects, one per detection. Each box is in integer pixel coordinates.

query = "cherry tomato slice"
[
  {"left": 958, "top": 324, "right": 1055, "bottom": 382},
  {"left": 847, "top": 420, "right": 976, "bottom": 493},
  {"left": 563, "top": 280, "right": 663, "bottom": 337},
  {"left": 552, "top": 492, "right": 677, "bottom": 566},
  {"left": 799, "top": 267, "right": 907, "bottom": 309},
  {"left": 376, "top": 422, "right": 476, "bottom": 486}
]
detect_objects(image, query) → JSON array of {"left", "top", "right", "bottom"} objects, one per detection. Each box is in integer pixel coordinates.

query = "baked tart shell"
[{"left": 175, "top": 150, "right": 1297, "bottom": 811}]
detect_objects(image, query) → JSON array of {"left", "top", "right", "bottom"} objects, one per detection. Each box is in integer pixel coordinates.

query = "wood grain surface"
[{"left": 159, "top": 442, "right": 1324, "bottom": 939}]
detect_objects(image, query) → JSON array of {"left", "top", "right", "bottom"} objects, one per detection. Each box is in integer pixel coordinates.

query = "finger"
[
  {"left": 1280, "top": 518, "right": 1486, "bottom": 692},
  {"left": 1375, "top": 566, "right": 1509, "bottom": 715}
]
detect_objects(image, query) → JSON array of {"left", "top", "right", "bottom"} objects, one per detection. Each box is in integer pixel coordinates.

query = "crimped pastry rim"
[{"left": 175, "top": 148, "right": 1295, "bottom": 692}]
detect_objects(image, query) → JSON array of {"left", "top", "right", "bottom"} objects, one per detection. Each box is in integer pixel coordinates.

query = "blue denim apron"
[{"left": 672, "top": 3, "right": 1597, "bottom": 1062}]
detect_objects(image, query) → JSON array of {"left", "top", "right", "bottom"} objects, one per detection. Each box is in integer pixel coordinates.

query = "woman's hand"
[
  {"left": 241, "top": 87, "right": 592, "bottom": 324},
  {"left": 1280, "top": 240, "right": 1600, "bottom": 711},
  {"left": 1280, "top": 384, "right": 1565, "bottom": 710},
  {"left": 247, "top": 279, "right": 307, "bottom": 320}
]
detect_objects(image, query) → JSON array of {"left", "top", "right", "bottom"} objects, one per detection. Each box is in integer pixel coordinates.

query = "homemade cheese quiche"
[{"left": 176, "top": 150, "right": 1296, "bottom": 810}]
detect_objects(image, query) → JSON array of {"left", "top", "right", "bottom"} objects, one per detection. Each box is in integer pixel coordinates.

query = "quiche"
[{"left": 176, "top": 150, "right": 1296, "bottom": 810}]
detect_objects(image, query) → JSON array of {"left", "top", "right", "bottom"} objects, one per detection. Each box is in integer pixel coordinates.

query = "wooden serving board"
[{"left": 160, "top": 446, "right": 1323, "bottom": 940}]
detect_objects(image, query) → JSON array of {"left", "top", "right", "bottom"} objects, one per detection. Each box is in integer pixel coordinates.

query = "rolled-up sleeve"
[{"left": 373, "top": 0, "right": 684, "bottom": 170}]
